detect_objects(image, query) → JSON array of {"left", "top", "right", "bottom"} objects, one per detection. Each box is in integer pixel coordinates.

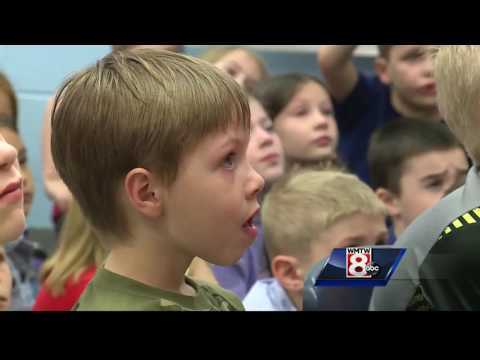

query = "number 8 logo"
[{"left": 349, "top": 254, "right": 368, "bottom": 277}]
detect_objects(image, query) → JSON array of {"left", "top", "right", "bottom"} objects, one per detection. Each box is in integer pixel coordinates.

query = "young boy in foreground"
[{"left": 51, "top": 49, "right": 264, "bottom": 310}]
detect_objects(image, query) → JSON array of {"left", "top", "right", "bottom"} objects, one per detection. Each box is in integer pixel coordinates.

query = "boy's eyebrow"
[
  {"left": 421, "top": 166, "right": 470, "bottom": 183},
  {"left": 340, "top": 230, "right": 389, "bottom": 246},
  {"left": 218, "top": 134, "right": 247, "bottom": 149},
  {"left": 420, "top": 170, "right": 448, "bottom": 182},
  {"left": 403, "top": 45, "right": 426, "bottom": 54},
  {"left": 339, "top": 236, "right": 368, "bottom": 247}
]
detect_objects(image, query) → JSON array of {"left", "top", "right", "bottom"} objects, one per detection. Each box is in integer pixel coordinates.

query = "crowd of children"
[{"left": 0, "top": 44, "right": 476, "bottom": 311}]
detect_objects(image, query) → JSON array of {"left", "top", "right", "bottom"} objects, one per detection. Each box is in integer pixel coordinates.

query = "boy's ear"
[
  {"left": 376, "top": 187, "right": 401, "bottom": 218},
  {"left": 374, "top": 57, "right": 391, "bottom": 85},
  {"left": 124, "top": 168, "right": 163, "bottom": 218},
  {"left": 271, "top": 255, "right": 304, "bottom": 292}
]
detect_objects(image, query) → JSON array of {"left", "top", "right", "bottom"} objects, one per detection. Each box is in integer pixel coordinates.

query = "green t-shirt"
[{"left": 73, "top": 267, "right": 244, "bottom": 311}]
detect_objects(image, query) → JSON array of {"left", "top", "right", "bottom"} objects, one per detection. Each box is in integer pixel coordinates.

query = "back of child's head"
[
  {"left": 368, "top": 118, "right": 463, "bottom": 194},
  {"left": 40, "top": 200, "right": 107, "bottom": 296},
  {"left": 51, "top": 49, "right": 250, "bottom": 238},
  {"left": 0, "top": 73, "right": 17, "bottom": 128},
  {"left": 254, "top": 73, "right": 328, "bottom": 121},
  {"left": 431, "top": 45, "right": 480, "bottom": 165},
  {"left": 262, "top": 168, "right": 387, "bottom": 263},
  {"left": 287, "top": 153, "right": 347, "bottom": 174}
]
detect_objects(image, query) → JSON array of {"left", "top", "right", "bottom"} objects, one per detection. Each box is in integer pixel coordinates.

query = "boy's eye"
[
  {"left": 426, "top": 179, "right": 443, "bottom": 190},
  {"left": 404, "top": 50, "right": 425, "bottom": 61},
  {"left": 223, "top": 152, "right": 236, "bottom": 169}
]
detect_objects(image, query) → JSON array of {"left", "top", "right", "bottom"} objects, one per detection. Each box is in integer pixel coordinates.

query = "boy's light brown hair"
[
  {"left": 262, "top": 169, "right": 387, "bottom": 262},
  {"left": 111, "top": 45, "right": 134, "bottom": 52},
  {"left": 111, "top": 45, "right": 183, "bottom": 53},
  {"left": 430, "top": 45, "right": 480, "bottom": 165},
  {"left": 51, "top": 49, "right": 250, "bottom": 238}
]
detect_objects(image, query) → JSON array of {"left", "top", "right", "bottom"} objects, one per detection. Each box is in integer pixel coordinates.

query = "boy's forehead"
[
  {"left": 318, "top": 213, "right": 386, "bottom": 242},
  {"left": 208, "top": 126, "right": 250, "bottom": 147},
  {"left": 306, "top": 214, "right": 387, "bottom": 265},
  {"left": 390, "top": 45, "right": 429, "bottom": 56},
  {"left": 400, "top": 149, "right": 468, "bottom": 185},
  {"left": 181, "top": 125, "right": 250, "bottom": 159}
]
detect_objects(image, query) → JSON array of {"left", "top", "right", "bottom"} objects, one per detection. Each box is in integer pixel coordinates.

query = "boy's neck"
[
  {"left": 285, "top": 288, "right": 302, "bottom": 311},
  {"left": 104, "top": 233, "right": 195, "bottom": 296},
  {"left": 391, "top": 91, "right": 442, "bottom": 122}
]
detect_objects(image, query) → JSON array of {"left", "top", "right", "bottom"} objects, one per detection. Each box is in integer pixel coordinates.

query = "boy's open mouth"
[
  {"left": 243, "top": 207, "right": 260, "bottom": 229},
  {"left": 242, "top": 207, "right": 260, "bottom": 239}
]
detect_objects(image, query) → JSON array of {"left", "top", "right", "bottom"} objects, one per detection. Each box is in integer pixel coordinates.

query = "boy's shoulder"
[
  {"left": 417, "top": 207, "right": 480, "bottom": 310},
  {"left": 243, "top": 278, "right": 296, "bottom": 311},
  {"left": 74, "top": 268, "right": 244, "bottom": 311},
  {"left": 193, "top": 278, "right": 245, "bottom": 311}
]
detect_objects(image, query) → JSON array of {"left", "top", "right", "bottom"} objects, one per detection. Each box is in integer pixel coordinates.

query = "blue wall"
[{"left": 0, "top": 45, "right": 373, "bottom": 229}]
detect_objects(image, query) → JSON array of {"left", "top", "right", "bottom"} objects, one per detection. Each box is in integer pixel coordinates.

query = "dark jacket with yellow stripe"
[
  {"left": 409, "top": 207, "right": 480, "bottom": 311},
  {"left": 372, "top": 167, "right": 480, "bottom": 311}
]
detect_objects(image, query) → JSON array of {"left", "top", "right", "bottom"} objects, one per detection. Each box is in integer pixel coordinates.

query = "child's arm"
[
  {"left": 317, "top": 45, "right": 359, "bottom": 102},
  {"left": 42, "top": 97, "right": 72, "bottom": 212}
]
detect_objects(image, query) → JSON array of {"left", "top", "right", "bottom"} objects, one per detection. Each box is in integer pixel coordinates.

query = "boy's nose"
[{"left": 247, "top": 165, "right": 265, "bottom": 200}]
